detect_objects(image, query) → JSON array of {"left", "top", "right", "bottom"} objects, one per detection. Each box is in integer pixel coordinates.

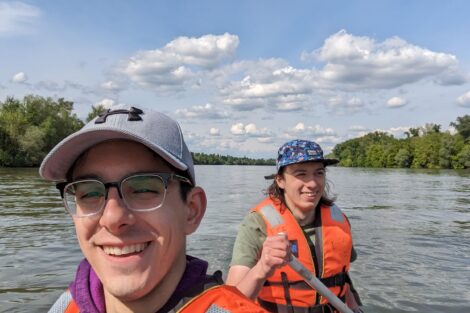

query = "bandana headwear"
[{"left": 276, "top": 139, "right": 339, "bottom": 171}]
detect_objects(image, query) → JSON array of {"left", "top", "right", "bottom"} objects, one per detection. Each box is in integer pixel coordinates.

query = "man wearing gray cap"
[{"left": 41, "top": 105, "right": 266, "bottom": 313}]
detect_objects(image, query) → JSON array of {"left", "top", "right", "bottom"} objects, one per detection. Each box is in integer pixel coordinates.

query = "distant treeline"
[
  {"left": 192, "top": 152, "right": 275, "bottom": 166},
  {"left": 1, "top": 95, "right": 469, "bottom": 169},
  {"left": 331, "top": 118, "right": 470, "bottom": 169}
]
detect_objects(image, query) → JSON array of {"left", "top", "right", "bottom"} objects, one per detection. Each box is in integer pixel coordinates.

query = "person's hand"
[{"left": 255, "top": 233, "right": 291, "bottom": 279}]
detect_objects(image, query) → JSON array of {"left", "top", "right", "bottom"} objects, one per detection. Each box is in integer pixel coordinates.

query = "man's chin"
[{"left": 103, "top": 277, "right": 150, "bottom": 301}]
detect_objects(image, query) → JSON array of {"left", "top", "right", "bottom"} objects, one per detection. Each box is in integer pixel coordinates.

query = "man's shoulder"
[
  {"left": 47, "top": 290, "right": 79, "bottom": 313},
  {"left": 178, "top": 285, "right": 268, "bottom": 313}
]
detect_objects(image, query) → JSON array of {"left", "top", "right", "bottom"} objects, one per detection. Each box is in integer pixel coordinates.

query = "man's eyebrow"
[
  {"left": 72, "top": 171, "right": 167, "bottom": 182},
  {"left": 289, "top": 168, "right": 306, "bottom": 174},
  {"left": 72, "top": 174, "right": 101, "bottom": 181}
]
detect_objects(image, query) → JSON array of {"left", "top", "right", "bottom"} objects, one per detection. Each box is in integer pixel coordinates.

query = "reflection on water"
[{"left": 1, "top": 166, "right": 469, "bottom": 313}]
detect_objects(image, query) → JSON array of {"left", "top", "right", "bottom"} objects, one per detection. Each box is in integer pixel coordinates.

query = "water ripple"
[{"left": 1, "top": 166, "right": 470, "bottom": 312}]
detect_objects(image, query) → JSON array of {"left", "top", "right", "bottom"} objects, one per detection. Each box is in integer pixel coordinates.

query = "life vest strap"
[
  {"left": 264, "top": 279, "right": 311, "bottom": 290},
  {"left": 258, "top": 298, "right": 344, "bottom": 313},
  {"left": 320, "top": 272, "right": 349, "bottom": 288},
  {"left": 264, "top": 272, "right": 349, "bottom": 289},
  {"left": 280, "top": 272, "right": 295, "bottom": 313}
]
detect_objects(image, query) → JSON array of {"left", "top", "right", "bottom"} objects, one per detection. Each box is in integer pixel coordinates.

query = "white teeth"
[{"left": 103, "top": 243, "right": 147, "bottom": 256}]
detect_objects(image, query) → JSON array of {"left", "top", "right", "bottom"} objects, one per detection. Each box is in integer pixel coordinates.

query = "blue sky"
[{"left": 1, "top": 0, "right": 470, "bottom": 158}]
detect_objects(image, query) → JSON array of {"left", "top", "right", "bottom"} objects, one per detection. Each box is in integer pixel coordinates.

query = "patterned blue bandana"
[{"left": 276, "top": 139, "right": 339, "bottom": 171}]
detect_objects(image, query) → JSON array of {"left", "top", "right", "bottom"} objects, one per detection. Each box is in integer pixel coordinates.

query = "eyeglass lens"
[{"left": 63, "top": 175, "right": 167, "bottom": 216}]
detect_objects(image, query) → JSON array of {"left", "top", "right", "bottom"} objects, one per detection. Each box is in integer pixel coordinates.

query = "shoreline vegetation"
[{"left": 1, "top": 95, "right": 469, "bottom": 169}]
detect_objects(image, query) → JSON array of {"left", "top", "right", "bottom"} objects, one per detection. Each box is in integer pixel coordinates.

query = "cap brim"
[
  {"left": 264, "top": 173, "right": 277, "bottom": 180},
  {"left": 323, "top": 158, "right": 340, "bottom": 166},
  {"left": 39, "top": 128, "right": 188, "bottom": 181}
]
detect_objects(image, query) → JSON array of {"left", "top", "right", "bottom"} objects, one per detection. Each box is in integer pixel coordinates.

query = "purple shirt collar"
[{"left": 69, "top": 255, "right": 209, "bottom": 313}]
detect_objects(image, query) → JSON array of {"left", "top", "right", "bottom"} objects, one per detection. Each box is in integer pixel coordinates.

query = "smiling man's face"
[
  {"left": 276, "top": 161, "right": 326, "bottom": 214},
  {"left": 71, "top": 140, "right": 191, "bottom": 301}
]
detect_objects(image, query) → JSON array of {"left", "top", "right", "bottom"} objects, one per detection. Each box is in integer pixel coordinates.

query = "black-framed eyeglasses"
[{"left": 56, "top": 173, "right": 192, "bottom": 217}]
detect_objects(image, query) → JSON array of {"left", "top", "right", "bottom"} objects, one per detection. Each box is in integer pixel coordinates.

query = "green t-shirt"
[{"left": 230, "top": 210, "right": 357, "bottom": 268}]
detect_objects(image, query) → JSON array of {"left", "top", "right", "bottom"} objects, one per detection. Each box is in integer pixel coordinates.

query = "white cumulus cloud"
[
  {"left": 387, "top": 96, "right": 407, "bottom": 108},
  {"left": 230, "top": 122, "right": 272, "bottom": 139},
  {"left": 286, "top": 122, "right": 336, "bottom": 138},
  {"left": 95, "top": 98, "right": 115, "bottom": 109},
  {"left": 305, "top": 29, "right": 460, "bottom": 90},
  {"left": 327, "top": 95, "right": 365, "bottom": 115},
  {"left": 217, "top": 30, "right": 462, "bottom": 116},
  {"left": 165, "top": 33, "right": 239, "bottom": 68},
  {"left": 175, "top": 103, "right": 229, "bottom": 119},
  {"left": 209, "top": 127, "right": 220, "bottom": 136},
  {"left": 230, "top": 123, "right": 245, "bottom": 135},
  {"left": 219, "top": 61, "right": 315, "bottom": 112},
  {"left": 101, "top": 80, "right": 127, "bottom": 92},
  {"left": 456, "top": 91, "right": 470, "bottom": 107},
  {"left": 0, "top": 2, "right": 41, "bottom": 35},
  {"left": 120, "top": 33, "right": 239, "bottom": 93},
  {"left": 349, "top": 125, "right": 368, "bottom": 132},
  {"left": 12, "top": 71, "right": 27, "bottom": 83}
]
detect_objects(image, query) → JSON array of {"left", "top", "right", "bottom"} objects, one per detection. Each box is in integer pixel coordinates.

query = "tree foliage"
[
  {"left": 450, "top": 114, "right": 470, "bottom": 140},
  {"left": 332, "top": 116, "right": 470, "bottom": 169},
  {"left": 192, "top": 152, "right": 275, "bottom": 166},
  {"left": 86, "top": 104, "right": 107, "bottom": 122},
  {"left": 0, "top": 95, "right": 83, "bottom": 166}
]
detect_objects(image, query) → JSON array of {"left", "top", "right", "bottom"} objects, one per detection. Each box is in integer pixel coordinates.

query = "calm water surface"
[{"left": 0, "top": 166, "right": 469, "bottom": 313}]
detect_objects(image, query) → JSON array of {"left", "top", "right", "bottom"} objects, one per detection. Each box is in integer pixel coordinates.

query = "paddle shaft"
[{"left": 288, "top": 256, "right": 354, "bottom": 313}]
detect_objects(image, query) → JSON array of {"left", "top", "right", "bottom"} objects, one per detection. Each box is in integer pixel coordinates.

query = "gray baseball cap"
[{"left": 39, "top": 104, "right": 196, "bottom": 184}]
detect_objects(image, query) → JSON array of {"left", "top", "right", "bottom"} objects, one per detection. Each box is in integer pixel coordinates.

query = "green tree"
[
  {"left": 191, "top": 152, "right": 275, "bottom": 166},
  {"left": 411, "top": 132, "right": 441, "bottom": 168},
  {"left": 0, "top": 95, "right": 84, "bottom": 167},
  {"left": 423, "top": 123, "right": 441, "bottom": 134},
  {"left": 18, "top": 126, "right": 46, "bottom": 166},
  {"left": 365, "top": 144, "right": 386, "bottom": 167},
  {"left": 456, "top": 144, "right": 470, "bottom": 168},
  {"left": 86, "top": 104, "right": 107, "bottom": 122},
  {"left": 394, "top": 148, "right": 412, "bottom": 168},
  {"left": 408, "top": 127, "right": 420, "bottom": 137},
  {"left": 450, "top": 115, "right": 470, "bottom": 140},
  {"left": 439, "top": 133, "right": 464, "bottom": 169}
]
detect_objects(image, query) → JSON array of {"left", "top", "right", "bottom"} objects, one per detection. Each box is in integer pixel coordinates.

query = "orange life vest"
[
  {"left": 51, "top": 285, "right": 268, "bottom": 313},
  {"left": 178, "top": 285, "right": 268, "bottom": 312},
  {"left": 252, "top": 197, "right": 353, "bottom": 311}
]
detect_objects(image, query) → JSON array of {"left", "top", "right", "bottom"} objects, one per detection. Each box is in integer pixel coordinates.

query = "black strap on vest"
[
  {"left": 320, "top": 272, "right": 348, "bottom": 288},
  {"left": 344, "top": 272, "right": 362, "bottom": 306},
  {"left": 262, "top": 271, "right": 351, "bottom": 313},
  {"left": 281, "top": 271, "right": 295, "bottom": 313},
  {"left": 264, "top": 272, "right": 349, "bottom": 289}
]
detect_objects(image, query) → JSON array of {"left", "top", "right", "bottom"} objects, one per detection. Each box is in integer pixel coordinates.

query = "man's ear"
[
  {"left": 184, "top": 186, "right": 207, "bottom": 235},
  {"left": 275, "top": 174, "right": 286, "bottom": 189}
]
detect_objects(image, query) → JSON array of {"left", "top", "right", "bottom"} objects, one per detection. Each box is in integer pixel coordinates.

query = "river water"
[{"left": 0, "top": 166, "right": 469, "bottom": 312}]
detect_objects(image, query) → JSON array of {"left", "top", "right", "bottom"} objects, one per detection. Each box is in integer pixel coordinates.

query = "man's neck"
[
  {"left": 286, "top": 202, "right": 316, "bottom": 226},
  {"left": 104, "top": 253, "right": 187, "bottom": 313},
  {"left": 293, "top": 209, "right": 316, "bottom": 226}
]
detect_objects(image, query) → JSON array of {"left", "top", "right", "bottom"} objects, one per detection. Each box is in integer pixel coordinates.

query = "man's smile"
[{"left": 102, "top": 242, "right": 149, "bottom": 256}]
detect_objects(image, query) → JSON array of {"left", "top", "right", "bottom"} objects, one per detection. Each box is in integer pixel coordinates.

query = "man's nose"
[
  {"left": 99, "top": 187, "right": 135, "bottom": 233},
  {"left": 305, "top": 175, "right": 318, "bottom": 187}
]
